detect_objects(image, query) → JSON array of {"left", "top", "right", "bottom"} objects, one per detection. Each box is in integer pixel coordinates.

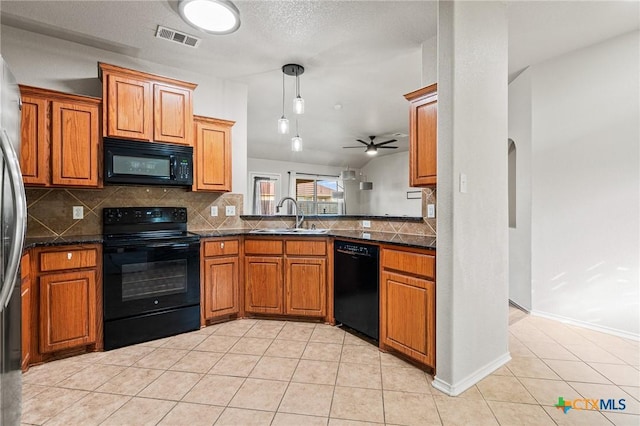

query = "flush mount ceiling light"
[{"left": 178, "top": 0, "right": 241, "bottom": 35}]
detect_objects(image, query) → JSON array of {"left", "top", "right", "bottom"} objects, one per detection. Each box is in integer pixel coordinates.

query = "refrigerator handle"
[{"left": 0, "top": 129, "right": 26, "bottom": 311}]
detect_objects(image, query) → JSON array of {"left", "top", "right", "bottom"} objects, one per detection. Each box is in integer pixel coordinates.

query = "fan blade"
[
  {"left": 356, "top": 139, "right": 370, "bottom": 145},
  {"left": 342, "top": 146, "right": 365, "bottom": 148},
  {"left": 375, "top": 139, "right": 397, "bottom": 147},
  {"left": 378, "top": 146, "right": 398, "bottom": 149}
]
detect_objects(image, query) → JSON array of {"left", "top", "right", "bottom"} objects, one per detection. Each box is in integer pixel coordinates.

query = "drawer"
[
  {"left": 203, "top": 239, "right": 239, "bottom": 257},
  {"left": 285, "top": 240, "right": 326, "bottom": 256},
  {"left": 39, "top": 248, "right": 98, "bottom": 272},
  {"left": 382, "top": 248, "right": 435, "bottom": 279},
  {"left": 244, "top": 239, "right": 283, "bottom": 255}
]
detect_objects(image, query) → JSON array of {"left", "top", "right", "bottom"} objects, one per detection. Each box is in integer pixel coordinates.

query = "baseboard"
[
  {"left": 509, "top": 300, "right": 530, "bottom": 313},
  {"left": 531, "top": 310, "right": 639, "bottom": 341},
  {"left": 432, "top": 351, "right": 511, "bottom": 396}
]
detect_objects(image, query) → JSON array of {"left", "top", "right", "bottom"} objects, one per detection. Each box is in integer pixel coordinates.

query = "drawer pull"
[
  {"left": 67, "top": 253, "right": 72, "bottom": 260},
  {"left": 221, "top": 242, "right": 224, "bottom": 249}
]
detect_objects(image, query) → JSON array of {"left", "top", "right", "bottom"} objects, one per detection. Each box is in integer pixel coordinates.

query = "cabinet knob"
[
  {"left": 67, "top": 252, "right": 72, "bottom": 260},
  {"left": 220, "top": 242, "right": 224, "bottom": 249}
]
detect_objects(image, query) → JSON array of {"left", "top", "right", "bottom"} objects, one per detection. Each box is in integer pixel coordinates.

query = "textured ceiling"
[{"left": 1, "top": 0, "right": 638, "bottom": 168}]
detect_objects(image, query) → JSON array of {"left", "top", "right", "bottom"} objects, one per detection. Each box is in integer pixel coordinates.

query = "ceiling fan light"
[
  {"left": 293, "top": 96, "right": 305, "bottom": 115},
  {"left": 366, "top": 146, "right": 378, "bottom": 155},
  {"left": 278, "top": 116, "right": 289, "bottom": 134},
  {"left": 178, "top": 0, "right": 241, "bottom": 35},
  {"left": 291, "top": 135, "right": 303, "bottom": 152}
]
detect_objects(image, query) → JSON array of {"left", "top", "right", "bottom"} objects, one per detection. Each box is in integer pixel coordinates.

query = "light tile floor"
[{"left": 22, "top": 307, "right": 639, "bottom": 425}]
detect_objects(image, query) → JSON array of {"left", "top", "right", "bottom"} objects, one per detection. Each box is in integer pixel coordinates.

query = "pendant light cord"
[{"left": 282, "top": 71, "right": 286, "bottom": 116}]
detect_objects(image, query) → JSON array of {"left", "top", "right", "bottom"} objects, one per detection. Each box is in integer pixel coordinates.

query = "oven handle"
[{"left": 146, "top": 243, "right": 191, "bottom": 249}]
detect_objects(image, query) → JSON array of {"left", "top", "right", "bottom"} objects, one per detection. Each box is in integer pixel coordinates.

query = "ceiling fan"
[{"left": 342, "top": 136, "right": 398, "bottom": 156}]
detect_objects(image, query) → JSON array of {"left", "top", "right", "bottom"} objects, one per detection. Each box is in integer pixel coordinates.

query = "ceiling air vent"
[{"left": 155, "top": 25, "right": 201, "bottom": 48}]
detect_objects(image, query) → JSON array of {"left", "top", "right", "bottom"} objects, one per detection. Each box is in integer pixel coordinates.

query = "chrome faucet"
[{"left": 276, "top": 196, "right": 304, "bottom": 229}]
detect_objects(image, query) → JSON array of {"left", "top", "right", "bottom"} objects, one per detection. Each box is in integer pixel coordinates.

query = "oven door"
[{"left": 103, "top": 240, "right": 200, "bottom": 320}]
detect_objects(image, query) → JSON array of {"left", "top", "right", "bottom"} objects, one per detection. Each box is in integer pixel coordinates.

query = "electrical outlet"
[
  {"left": 225, "top": 205, "right": 236, "bottom": 216},
  {"left": 72, "top": 206, "right": 84, "bottom": 220},
  {"left": 362, "top": 232, "right": 371, "bottom": 239},
  {"left": 210, "top": 206, "right": 218, "bottom": 217},
  {"left": 427, "top": 204, "right": 436, "bottom": 218},
  {"left": 362, "top": 220, "right": 371, "bottom": 228}
]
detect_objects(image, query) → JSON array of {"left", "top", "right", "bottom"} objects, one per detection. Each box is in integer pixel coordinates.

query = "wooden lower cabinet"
[
  {"left": 243, "top": 238, "right": 328, "bottom": 319},
  {"left": 39, "top": 270, "right": 97, "bottom": 353},
  {"left": 380, "top": 246, "right": 436, "bottom": 369},
  {"left": 24, "top": 244, "right": 102, "bottom": 366},
  {"left": 201, "top": 237, "right": 241, "bottom": 324},
  {"left": 285, "top": 257, "right": 326, "bottom": 317},
  {"left": 244, "top": 256, "right": 283, "bottom": 314}
]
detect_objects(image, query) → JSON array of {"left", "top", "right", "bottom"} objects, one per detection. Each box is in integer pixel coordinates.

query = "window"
[
  {"left": 295, "top": 176, "right": 344, "bottom": 215},
  {"left": 249, "top": 172, "right": 281, "bottom": 215}
]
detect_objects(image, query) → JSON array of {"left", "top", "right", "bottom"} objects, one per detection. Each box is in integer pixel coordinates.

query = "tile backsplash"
[
  {"left": 25, "top": 186, "right": 436, "bottom": 238},
  {"left": 25, "top": 186, "right": 244, "bottom": 238}
]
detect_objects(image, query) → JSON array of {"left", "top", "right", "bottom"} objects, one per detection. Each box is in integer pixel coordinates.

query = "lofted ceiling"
[{"left": 1, "top": 1, "right": 638, "bottom": 168}]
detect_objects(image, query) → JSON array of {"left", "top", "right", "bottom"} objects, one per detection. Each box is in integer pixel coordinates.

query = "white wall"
[
  {"left": 529, "top": 31, "right": 639, "bottom": 338},
  {"left": 508, "top": 69, "right": 533, "bottom": 310},
  {"left": 247, "top": 157, "right": 362, "bottom": 215},
  {"left": 435, "top": 1, "right": 510, "bottom": 395},
  {"left": 421, "top": 35, "right": 437, "bottom": 86},
  {"left": 0, "top": 25, "right": 248, "bottom": 196},
  {"left": 360, "top": 151, "right": 421, "bottom": 216}
]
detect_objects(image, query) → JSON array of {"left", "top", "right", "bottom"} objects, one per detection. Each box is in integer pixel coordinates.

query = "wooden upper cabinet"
[
  {"left": 105, "top": 74, "right": 152, "bottom": 140},
  {"left": 193, "top": 115, "right": 234, "bottom": 192},
  {"left": 19, "top": 85, "right": 101, "bottom": 188},
  {"left": 20, "top": 96, "right": 49, "bottom": 185},
  {"left": 51, "top": 101, "right": 100, "bottom": 187},
  {"left": 99, "top": 63, "right": 196, "bottom": 145},
  {"left": 154, "top": 84, "right": 192, "bottom": 145},
  {"left": 405, "top": 84, "right": 437, "bottom": 187}
]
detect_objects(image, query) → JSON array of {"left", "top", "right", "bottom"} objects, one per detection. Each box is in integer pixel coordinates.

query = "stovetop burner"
[{"left": 102, "top": 207, "right": 200, "bottom": 246}]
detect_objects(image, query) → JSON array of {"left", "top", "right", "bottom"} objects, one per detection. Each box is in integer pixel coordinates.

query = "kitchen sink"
[{"left": 249, "top": 228, "right": 329, "bottom": 235}]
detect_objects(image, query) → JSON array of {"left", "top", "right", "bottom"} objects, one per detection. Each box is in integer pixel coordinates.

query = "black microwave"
[{"left": 104, "top": 138, "right": 193, "bottom": 187}]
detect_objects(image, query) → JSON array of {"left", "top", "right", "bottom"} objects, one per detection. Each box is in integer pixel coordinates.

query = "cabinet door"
[
  {"left": 380, "top": 271, "right": 435, "bottom": 367},
  {"left": 407, "top": 86, "right": 437, "bottom": 187},
  {"left": 39, "top": 270, "right": 97, "bottom": 353},
  {"left": 193, "top": 118, "right": 232, "bottom": 192},
  {"left": 244, "top": 256, "right": 283, "bottom": 314},
  {"left": 105, "top": 74, "right": 152, "bottom": 140},
  {"left": 154, "top": 84, "right": 192, "bottom": 145},
  {"left": 20, "top": 96, "right": 49, "bottom": 186},
  {"left": 51, "top": 101, "right": 100, "bottom": 187},
  {"left": 21, "top": 254, "right": 31, "bottom": 371},
  {"left": 285, "top": 257, "right": 326, "bottom": 317},
  {"left": 203, "top": 257, "right": 239, "bottom": 319}
]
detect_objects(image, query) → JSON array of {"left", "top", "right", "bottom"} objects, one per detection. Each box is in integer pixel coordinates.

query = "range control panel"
[{"left": 103, "top": 207, "right": 188, "bottom": 225}]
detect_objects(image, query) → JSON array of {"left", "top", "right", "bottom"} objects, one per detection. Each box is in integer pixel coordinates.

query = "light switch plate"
[
  {"left": 362, "top": 220, "right": 371, "bottom": 228},
  {"left": 427, "top": 204, "right": 436, "bottom": 218},
  {"left": 225, "top": 205, "right": 236, "bottom": 216},
  {"left": 72, "top": 206, "right": 84, "bottom": 220},
  {"left": 210, "top": 206, "right": 218, "bottom": 217}
]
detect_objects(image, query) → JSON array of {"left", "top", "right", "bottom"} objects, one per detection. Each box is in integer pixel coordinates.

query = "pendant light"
[
  {"left": 282, "top": 64, "right": 305, "bottom": 116},
  {"left": 359, "top": 173, "right": 373, "bottom": 190},
  {"left": 340, "top": 166, "right": 356, "bottom": 180},
  {"left": 291, "top": 120, "right": 303, "bottom": 152},
  {"left": 277, "top": 71, "right": 289, "bottom": 134}
]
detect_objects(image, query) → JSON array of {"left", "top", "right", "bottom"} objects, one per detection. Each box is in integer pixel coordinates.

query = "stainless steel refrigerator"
[{"left": 0, "top": 55, "right": 26, "bottom": 425}]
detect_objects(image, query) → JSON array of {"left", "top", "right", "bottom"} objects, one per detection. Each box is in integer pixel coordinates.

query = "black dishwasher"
[{"left": 334, "top": 240, "right": 380, "bottom": 340}]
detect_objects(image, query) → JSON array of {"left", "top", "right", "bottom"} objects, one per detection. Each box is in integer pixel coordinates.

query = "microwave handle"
[{"left": 169, "top": 156, "right": 176, "bottom": 180}]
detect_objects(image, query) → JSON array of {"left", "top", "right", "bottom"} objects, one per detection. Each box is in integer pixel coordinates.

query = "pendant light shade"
[
  {"left": 291, "top": 136, "right": 303, "bottom": 152},
  {"left": 277, "top": 71, "right": 289, "bottom": 134},
  {"left": 293, "top": 95, "right": 305, "bottom": 115},
  {"left": 291, "top": 119, "right": 302, "bottom": 151},
  {"left": 340, "top": 169, "right": 356, "bottom": 180},
  {"left": 359, "top": 181, "right": 373, "bottom": 190}
]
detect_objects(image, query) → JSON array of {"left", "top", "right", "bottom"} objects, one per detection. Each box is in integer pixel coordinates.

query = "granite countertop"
[
  {"left": 240, "top": 214, "right": 424, "bottom": 222},
  {"left": 24, "top": 230, "right": 436, "bottom": 251}
]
